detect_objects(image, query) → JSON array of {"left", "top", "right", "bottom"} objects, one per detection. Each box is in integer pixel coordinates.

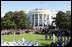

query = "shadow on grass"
[
  {"left": 38, "top": 39, "right": 53, "bottom": 41},
  {"left": 40, "top": 43, "right": 51, "bottom": 46}
]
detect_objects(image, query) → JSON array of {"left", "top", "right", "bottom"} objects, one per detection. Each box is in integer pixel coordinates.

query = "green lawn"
[{"left": 1, "top": 33, "right": 71, "bottom": 46}]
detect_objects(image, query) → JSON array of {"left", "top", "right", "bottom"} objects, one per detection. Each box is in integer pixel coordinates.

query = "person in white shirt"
[
  {"left": 53, "top": 33, "right": 55, "bottom": 40},
  {"left": 34, "top": 41, "right": 38, "bottom": 46}
]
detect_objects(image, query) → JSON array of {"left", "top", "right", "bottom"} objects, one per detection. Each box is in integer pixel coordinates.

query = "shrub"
[{"left": 35, "top": 31, "right": 39, "bottom": 34}]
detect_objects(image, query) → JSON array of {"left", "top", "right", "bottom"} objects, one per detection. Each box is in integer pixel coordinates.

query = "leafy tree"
[
  {"left": 52, "top": 11, "right": 71, "bottom": 30},
  {"left": 1, "top": 10, "right": 30, "bottom": 30},
  {"left": 12, "top": 10, "right": 30, "bottom": 29}
]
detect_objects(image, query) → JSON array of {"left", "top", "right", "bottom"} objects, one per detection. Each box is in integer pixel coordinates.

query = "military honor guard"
[
  {"left": 53, "top": 33, "right": 55, "bottom": 40},
  {"left": 34, "top": 41, "right": 38, "bottom": 46}
]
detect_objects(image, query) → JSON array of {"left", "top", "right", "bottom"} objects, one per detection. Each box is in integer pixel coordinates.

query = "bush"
[{"left": 35, "top": 31, "right": 39, "bottom": 34}]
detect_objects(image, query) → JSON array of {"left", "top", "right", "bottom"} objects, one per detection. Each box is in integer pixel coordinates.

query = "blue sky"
[{"left": 1, "top": 1, "right": 71, "bottom": 17}]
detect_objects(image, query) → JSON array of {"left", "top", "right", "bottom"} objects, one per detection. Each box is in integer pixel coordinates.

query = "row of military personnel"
[{"left": 1, "top": 37, "right": 38, "bottom": 46}]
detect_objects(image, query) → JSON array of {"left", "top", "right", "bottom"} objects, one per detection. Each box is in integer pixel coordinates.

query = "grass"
[{"left": 1, "top": 33, "right": 71, "bottom": 46}]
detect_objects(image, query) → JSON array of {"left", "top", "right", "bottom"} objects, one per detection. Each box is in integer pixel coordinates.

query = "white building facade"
[{"left": 25, "top": 8, "right": 58, "bottom": 29}]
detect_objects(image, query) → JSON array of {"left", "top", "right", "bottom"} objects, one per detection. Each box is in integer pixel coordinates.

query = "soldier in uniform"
[
  {"left": 51, "top": 40, "right": 55, "bottom": 46},
  {"left": 13, "top": 40, "right": 16, "bottom": 46},
  {"left": 64, "top": 36, "right": 67, "bottom": 46},
  {"left": 49, "top": 31, "right": 51, "bottom": 40},
  {"left": 53, "top": 33, "right": 55, "bottom": 41},
  {"left": 62, "top": 41, "right": 64, "bottom": 46},
  {"left": 8, "top": 40, "right": 12, "bottom": 46},
  {"left": 60, "top": 33, "right": 63, "bottom": 41},
  {"left": 28, "top": 41, "right": 33, "bottom": 46},
  {"left": 55, "top": 40, "right": 58, "bottom": 46},
  {"left": 45, "top": 33, "right": 48, "bottom": 40},
  {"left": 17, "top": 40, "right": 21, "bottom": 46},
  {"left": 57, "top": 33, "right": 59, "bottom": 41},
  {"left": 34, "top": 41, "right": 38, "bottom": 46},
  {"left": 24, "top": 41, "right": 28, "bottom": 46},
  {"left": 22, "top": 37, "right": 25, "bottom": 42}
]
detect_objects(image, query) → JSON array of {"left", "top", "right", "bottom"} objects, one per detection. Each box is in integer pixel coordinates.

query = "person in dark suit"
[
  {"left": 57, "top": 33, "right": 59, "bottom": 41},
  {"left": 51, "top": 40, "right": 55, "bottom": 46}
]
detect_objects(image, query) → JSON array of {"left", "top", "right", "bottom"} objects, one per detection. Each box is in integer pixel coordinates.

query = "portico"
[{"left": 25, "top": 8, "right": 57, "bottom": 29}]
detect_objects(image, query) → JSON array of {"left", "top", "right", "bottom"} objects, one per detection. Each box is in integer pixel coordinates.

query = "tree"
[
  {"left": 52, "top": 11, "right": 71, "bottom": 30},
  {"left": 1, "top": 20, "right": 16, "bottom": 30},
  {"left": 65, "top": 11, "right": 71, "bottom": 30},
  {"left": 1, "top": 10, "right": 30, "bottom": 30},
  {"left": 12, "top": 10, "right": 30, "bottom": 29},
  {"left": 1, "top": 11, "right": 16, "bottom": 30}
]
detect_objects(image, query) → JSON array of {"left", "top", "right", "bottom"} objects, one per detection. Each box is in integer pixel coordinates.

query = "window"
[
  {"left": 47, "top": 15, "right": 49, "bottom": 19},
  {"left": 35, "top": 20, "right": 38, "bottom": 26},
  {"left": 32, "top": 14, "right": 34, "bottom": 25},
  {"left": 39, "top": 20, "right": 42, "bottom": 26},
  {"left": 44, "top": 14, "right": 46, "bottom": 19},
  {"left": 39, "top": 14, "right": 42, "bottom": 20},
  {"left": 32, "top": 14, "right": 34, "bottom": 20},
  {"left": 35, "top": 14, "right": 38, "bottom": 19},
  {"left": 44, "top": 20, "right": 46, "bottom": 26}
]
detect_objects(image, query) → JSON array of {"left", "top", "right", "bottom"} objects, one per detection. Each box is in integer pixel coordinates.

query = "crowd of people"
[
  {"left": 45, "top": 32, "right": 71, "bottom": 46},
  {"left": 1, "top": 29, "right": 71, "bottom": 46},
  {"left": 1, "top": 37, "right": 38, "bottom": 46},
  {"left": 51, "top": 37, "right": 71, "bottom": 46}
]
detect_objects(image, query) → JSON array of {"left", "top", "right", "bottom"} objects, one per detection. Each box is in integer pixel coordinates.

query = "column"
[
  {"left": 34, "top": 14, "right": 35, "bottom": 27},
  {"left": 48, "top": 14, "right": 50, "bottom": 26},
  {"left": 38, "top": 14, "right": 39, "bottom": 27},
  {"left": 46, "top": 14, "right": 48, "bottom": 27},
  {"left": 42, "top": 14, "right": 44, "bottom": 29}
]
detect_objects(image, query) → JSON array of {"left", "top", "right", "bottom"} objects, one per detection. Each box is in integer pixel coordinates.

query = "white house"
[{"left": 25, "top": 8, "right": 58, "bottom": 29}]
